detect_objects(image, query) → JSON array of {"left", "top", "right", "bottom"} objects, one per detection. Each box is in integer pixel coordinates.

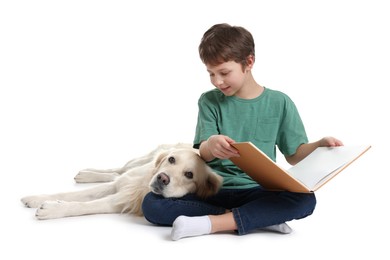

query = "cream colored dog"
[{"left": 21, "top": 143, "right": 223, "bottom": 220}]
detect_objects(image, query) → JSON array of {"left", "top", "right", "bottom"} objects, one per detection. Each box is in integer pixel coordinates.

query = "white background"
[{"left": 1, "top": 0, "right": 389, "bottom": 259}]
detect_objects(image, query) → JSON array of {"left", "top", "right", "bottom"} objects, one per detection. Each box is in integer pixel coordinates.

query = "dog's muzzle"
[{"left": 150, "top": 172, "right": 170, "bottom": 194}]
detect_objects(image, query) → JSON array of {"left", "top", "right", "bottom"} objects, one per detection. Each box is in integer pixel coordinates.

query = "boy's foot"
[
  {"left": 262, "top": 223, "right": 293, "bottom": 234},
  {"left": 171, "top": 215, "right": 211, "bottom": 241}
]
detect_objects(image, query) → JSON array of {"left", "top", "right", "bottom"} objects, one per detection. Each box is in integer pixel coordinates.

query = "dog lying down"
[{"left": 21, "top": 143, "right": 223, "bottom": 220}]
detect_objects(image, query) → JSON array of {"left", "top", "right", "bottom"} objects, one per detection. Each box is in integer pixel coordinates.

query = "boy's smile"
[
  {"left": 206, "top": 61, "right": 245, "bottom": 97},
  {"left": 205, "top": 57, "right": 261, "bottom": 99}
]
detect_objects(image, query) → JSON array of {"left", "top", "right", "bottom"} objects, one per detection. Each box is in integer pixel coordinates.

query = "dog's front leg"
[
  {"left": 35, "top": 194, "right": 123, "bottom": 220},
  {"left": 21, "top": 183, "right": 117, "bottom": 208}
]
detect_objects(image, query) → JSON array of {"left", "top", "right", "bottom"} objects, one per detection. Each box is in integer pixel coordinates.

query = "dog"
[{"left": 21, "top": 143, "right": 223, "bottom": 220}]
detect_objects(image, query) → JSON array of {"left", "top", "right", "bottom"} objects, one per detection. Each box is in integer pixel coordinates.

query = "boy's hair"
[{"left": 199, "top": 23, "right": 255, "bottom": 67}]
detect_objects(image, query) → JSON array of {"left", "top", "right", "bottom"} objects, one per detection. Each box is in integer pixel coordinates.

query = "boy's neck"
[{"left": 235, "top": 82, "right": 264, "bottom": 99}]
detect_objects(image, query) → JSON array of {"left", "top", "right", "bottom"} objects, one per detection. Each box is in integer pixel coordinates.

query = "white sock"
[
  {"left": 171, "top": 215, "right": 212, "bottom": 241},
  {"left": 262, "top": 223, "right": 292, "bottom": 234}
]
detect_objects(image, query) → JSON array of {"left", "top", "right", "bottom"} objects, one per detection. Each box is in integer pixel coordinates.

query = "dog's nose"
[{"left": 157, "top": 172, "right": 170, "bottom": 186}]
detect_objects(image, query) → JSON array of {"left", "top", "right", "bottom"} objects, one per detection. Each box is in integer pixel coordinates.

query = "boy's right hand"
[{"left": 206, "top": 135, "right": 240, "bottom": 159}]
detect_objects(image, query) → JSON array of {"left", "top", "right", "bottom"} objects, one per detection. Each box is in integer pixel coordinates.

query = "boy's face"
[{"left": 206, "top": 61, "right": 248, "bottom": 97}]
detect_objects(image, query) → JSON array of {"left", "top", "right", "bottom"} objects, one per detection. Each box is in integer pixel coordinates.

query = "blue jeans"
[{"left": 142, "top": 187, "right": 316, "bottom": 235}]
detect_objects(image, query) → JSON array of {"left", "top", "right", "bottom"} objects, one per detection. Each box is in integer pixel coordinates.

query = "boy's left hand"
[{"left": 319, "top": 136, "right": 344, "bottom": 147}]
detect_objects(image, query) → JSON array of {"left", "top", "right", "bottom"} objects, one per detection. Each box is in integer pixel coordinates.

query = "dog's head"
[{"left": 149, "top": 148, "right": 223, "bottom": 198}]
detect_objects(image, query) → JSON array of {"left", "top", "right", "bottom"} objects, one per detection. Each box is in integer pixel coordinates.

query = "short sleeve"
[
  {"left": 193, "top": 92, "right": 219, "bottom": 148},
  {"left": 276, "top": 95, "right": 308, "bottom": 156}
]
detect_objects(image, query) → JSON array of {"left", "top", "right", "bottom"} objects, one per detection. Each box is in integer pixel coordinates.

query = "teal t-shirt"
[{"left": 193, "top": 87, "right": 308, "bottom": 189}]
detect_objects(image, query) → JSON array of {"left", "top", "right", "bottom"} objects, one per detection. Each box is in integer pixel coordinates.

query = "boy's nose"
[{"left": 213, "top": 76, "right": 224, "bottom": 86}]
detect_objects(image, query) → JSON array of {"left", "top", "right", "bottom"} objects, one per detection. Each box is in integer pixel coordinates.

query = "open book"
[{"left": 229, "top": 142, "right": 371, "bottom": 193}]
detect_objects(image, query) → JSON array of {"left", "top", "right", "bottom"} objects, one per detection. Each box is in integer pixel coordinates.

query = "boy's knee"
[
  {"left": 142, "top": 192, "right": 162, "bottom": 225},
  {"left": 142, "top": 192, "right": 180, "bottom": 226},
  {"left": 299, "top": 192, "right": 317, "bottom": 216},
  {"left": 283, "top": 192, "right": 317, "bottom": 217},
  {"left": 306, "top": 193, "right": 316, "bottom": 207}
]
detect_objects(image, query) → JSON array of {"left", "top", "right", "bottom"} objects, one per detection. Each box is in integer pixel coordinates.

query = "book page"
[{"left": 286, "top": 145, "right": 370, "bottom": 190}]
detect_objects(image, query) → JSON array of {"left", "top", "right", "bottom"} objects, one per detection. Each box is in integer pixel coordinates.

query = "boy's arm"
[
  {"left": 285, "top": 136, "right": 343, "bottom": 165},
  {"left": 199, "top": 140, "right": 215, "bottom": 162},
  {"left": 199, "top": 135, "right": 239, "bottom": 162}
]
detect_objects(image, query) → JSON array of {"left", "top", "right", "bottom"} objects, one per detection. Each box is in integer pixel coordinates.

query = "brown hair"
[{"left": 198, "top": 23, "right": 255, "bottom": 67}]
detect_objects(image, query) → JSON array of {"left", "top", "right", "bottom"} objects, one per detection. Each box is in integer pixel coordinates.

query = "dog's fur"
[{"left": 21, "top": 143, "right": 223, "bottom": 220}]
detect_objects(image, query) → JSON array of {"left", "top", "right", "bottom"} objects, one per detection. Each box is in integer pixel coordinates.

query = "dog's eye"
[
  {"left": 168, "top": 156, "right": 175, "bottom": 164},
  {"left": 184, "top": 171, "right": 193, "bottom": 179}
]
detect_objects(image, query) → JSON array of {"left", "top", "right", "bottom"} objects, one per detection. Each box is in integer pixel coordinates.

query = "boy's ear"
[{"left": 245, "top": 54, "right": 255, "bottom": 69}]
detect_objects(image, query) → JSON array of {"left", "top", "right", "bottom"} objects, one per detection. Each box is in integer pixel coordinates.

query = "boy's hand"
[
  {"left": 286, "top": 136, "right": 344, "bottom": 165},
  {"left": 319, "top": 136, "right": 344, "bottom": 147},
  {"left": 207, "top": 135, "right": 240, "bottom": 159}
]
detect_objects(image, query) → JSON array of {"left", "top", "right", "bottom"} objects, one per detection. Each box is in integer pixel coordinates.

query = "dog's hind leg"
[
  {"left": 74, "top": 144, "right": 181, "bottom": 183},
  {"left": 21, "top": 183, "right": 117, "bottom": 208},
  {"left": 74, "top": 158, "right": 153, "bottom": 183},
  {"left": 74, "top": 169, "right": 122, "bottom": 183},
  {"left": 74, "top": 154, "right": 156, "bottom": 183},
  {"left": 34, "top": 193, "right": 124, "bottom": 220},
  {"left": 74, "top": 152, "right": 156, "bottom": 183}
]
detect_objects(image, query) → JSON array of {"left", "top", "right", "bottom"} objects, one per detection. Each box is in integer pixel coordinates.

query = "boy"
[{"left": 142, "top": 23, "right": 343, "bottom": 240}]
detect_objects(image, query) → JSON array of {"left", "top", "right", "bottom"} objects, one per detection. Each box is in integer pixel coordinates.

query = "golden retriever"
[{"left": 21, "top": 143, "right": 223, "bottom": 220}]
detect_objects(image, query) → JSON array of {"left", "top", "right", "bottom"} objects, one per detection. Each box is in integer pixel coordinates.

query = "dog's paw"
[
  {"left": 21, "top": 195, "right": 51, "bottom": 208},
  {"left": 74, "top": 170, "right": 119, "bottom": 183},
  {"left": 35, "top": 200, "right": 67, "bottom": 220}
]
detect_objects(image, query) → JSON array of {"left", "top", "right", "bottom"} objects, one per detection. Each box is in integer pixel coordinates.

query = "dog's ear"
[
  {"left": 196, "top": 166, "right": 223, "bottom": 198},
  {"left": 154, "top": 151, "right": 169, "bottom": 167}
]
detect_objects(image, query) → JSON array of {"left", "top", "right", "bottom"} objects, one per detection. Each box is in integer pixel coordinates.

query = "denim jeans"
[{"left": 142, "top": 186, "right": 316, "bottom": 235}]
